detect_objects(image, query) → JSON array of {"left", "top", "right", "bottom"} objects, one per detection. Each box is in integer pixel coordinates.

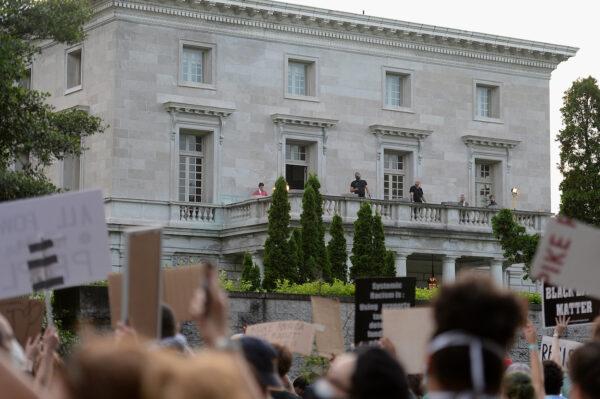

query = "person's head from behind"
[
  {"left": 239, "top": 336, "right": 281, "bottom": 395},
  {"left": 271, "top": 343, "right": 292, "bottom": 379},
  {"left": 543, "top": 360, "right": 563, "bottom": 395},
  {"left": 293, "top": 376, "right": 308, "bottom": 397},
  {"left": 501, "top": 372, "right": 535, "bottom": 399},
  {"left": 350, "top": 346, "right": 410, "bottom": 399},
  {"left": 160, "top": 303, "right": 177, "bottom": 339},
  {"left": 58, "top": 339, "right": 148, "bottom": 399},
  {"left": 427, "top": 274, "right": 527, "bottom": 396},
  {"left": 569, "top": 341, "right": 600, "bottom": 399}
]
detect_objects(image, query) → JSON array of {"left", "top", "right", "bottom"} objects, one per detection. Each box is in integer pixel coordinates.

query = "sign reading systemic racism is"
[
  {"left": 0, "top": 190, "right": 111, "bottom": 300},
  {"left": 531, "top": 216, "right": 600, "bottom": 299},
  {"left": 354, "top": 277, "right": 416, "bottom": 345},
  {"left": 542, "top": 283, "right": 600, "bottom": 328}
]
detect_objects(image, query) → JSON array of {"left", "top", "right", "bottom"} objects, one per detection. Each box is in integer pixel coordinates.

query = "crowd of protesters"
[{"left": 1, "top": 267, "right": 599, "bottom": 399}]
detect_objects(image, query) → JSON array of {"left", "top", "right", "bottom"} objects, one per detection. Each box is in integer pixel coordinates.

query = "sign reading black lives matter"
[
  {"left": 542, "top": 283, "right": 600, "bottom": 328},
  {"left": 354, "top": 277, "right": 416, "bottom": 345},
  {"left": 0, "top": 190, "right": 111, "bottom": 300}
]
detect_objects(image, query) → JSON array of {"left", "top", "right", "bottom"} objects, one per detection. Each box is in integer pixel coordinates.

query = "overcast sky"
[{"left": 287, "top": 0, "right": 599, "bottom": 213}]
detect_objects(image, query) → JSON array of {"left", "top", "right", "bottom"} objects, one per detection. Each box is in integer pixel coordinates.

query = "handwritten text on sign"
[
  {"left": 540, "top": 336, "right": 582, "bottom": 369},
  {"left": 245, "top": 320, "right": 316, "bottom": 356},
  {"left": 0, "top": 190, "right": 111, "bottom": 300},
  {"left": 531, "top": 217, "right": 600, "bottom": 299}
]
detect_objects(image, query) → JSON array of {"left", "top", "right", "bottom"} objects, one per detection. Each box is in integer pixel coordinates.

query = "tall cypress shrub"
[
  {"left": 350, "top": 202, "right": 373, "bottom": 279},
  {"left": 287, "top": 229, "right": 302, "bottom": 283},
  {"left": 384, "top": 250, "right": 396, "bottom": 277},
  {"left": 371, "top": 212, "right": 387, "bottom": 275},
  {"left": 305, "top": 174, "right": 331, "bottom": 282},
  {"left": 263, "top": 176, "right": 291, "bottom": 290},
  {"left": 299, "top": 185, "right": 320, "bottom": 282},
  {"left": 327, "top": 213, "right": 348, "bottom": 282},
  {"left": 241, "top": 252, "right": 261, "bottom": 291}
]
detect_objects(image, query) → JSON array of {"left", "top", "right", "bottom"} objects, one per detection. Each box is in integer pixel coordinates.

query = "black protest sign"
[
  {"left": 354, "top": 277, "right": 416, "bottom": 345},
  {"left": 542, "top": 283, "right": 600, "bottom": 328}
]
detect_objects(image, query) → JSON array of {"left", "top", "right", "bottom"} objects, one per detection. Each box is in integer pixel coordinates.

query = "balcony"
[{"left": 104, "top": 193, "right": 550, "bottom": 235}]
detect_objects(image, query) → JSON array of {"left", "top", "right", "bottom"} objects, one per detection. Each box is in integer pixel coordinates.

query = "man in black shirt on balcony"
[
  {"left": 350, "top": 172, "right": 370, "bottom": 198},
  {"left": 409, "top": 180, "right": 425, "bottom": 203}
]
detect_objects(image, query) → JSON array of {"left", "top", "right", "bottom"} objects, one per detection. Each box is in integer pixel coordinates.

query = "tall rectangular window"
[
  {"left": 288, "top": 62, "right": 307, "bottom": 96},
  {"left": 63, "top": 155, "right": 81, "bottom": 191},
  {"left": 475, "top": 162, "right": 493, "bottom": 206},
  {"left": 475, "top": 82, "right": 501, "bottom": 120},
  {"left": 285, "top": 142, "right": 308, "bottom": 190},
  {"left": 385, "top": 74, "right": 403, "bottom": 107},
  {"left": 179, "top": 133, "right": 203, "bottom": 202},
  {"left": 66, "top": 48, "right": 82, "bottom": 90},
  {"left": 383, "top": 151, "right": 405, "bottom": 200},
  {"left": 383, "top": 69, "right": 412, "bottom": 110},
  {"left": 182, "top": 46, "right": 204, "bottom": 84}
]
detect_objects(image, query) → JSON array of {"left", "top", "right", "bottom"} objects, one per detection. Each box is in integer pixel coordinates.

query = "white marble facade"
[{"left": 33, "top": 0, "right": 576, "bottom": 289}]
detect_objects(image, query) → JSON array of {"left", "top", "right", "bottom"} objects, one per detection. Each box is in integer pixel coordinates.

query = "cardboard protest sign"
[
  {"left": 0, "top": 190, "right": 111, "bottom": 300},
  {"left": 540, "top": 336, "right": 582, "bottom": 369},
  {"left": 162, "top": 265, "right": 204, "bottom": 322},
  {"left": 0, "top": 297, "right": 44, "bottom": 346},
  {"left": 382, "top": 307, "right": 434, "bottom": 374},
  {"left": 531, "top": 216, "right": 600, "bottom": 299},
  {"left": 354, "top": 277, "right": 416, "bottom": 345},
  {"left": 245, "top": 320, "right": 316, "bottom": 356},
  {"left": 311, "top": 296, "right": 344, "bottom": 356},
  {"left": 123, "top": 227, "right": 162, "bottom": 339},
  {"left": 542, "top": 283, "right": 600, "bottom": 328},
  {"left": 108, "top": 265, "right": 205, "bottom": 328}
]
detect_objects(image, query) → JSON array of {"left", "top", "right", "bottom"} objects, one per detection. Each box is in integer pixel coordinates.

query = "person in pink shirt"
[{"left": 251, "top": 182, "right": 268, "bottom": 197}]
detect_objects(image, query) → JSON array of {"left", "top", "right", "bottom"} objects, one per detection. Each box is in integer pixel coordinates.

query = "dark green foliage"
[
  {"left": 491, "top": 209, "right": 539, "bottom": 279},
  {"left": 299, "top": 185, "right": 319, "bottom": 282},
  {"left": 0, "top": 0, "right": 105, "bottom": 201},
  {"left": 327, "top": 214, "right": 348, "bottom": 282},
  {"left": 383, "top": 250, "right": 396, "bottom": 277},
  {"left": 557, "top": 77, "right": 600, "bottom": 226},
  {"left": 371, "top": 212, "right": 387, "bottom": 275},
  {"left": 350, "top": 202, "right": 374, "bottom": 279},
  {"left": 287, "top": 229, "right": 302, "bottom": 283},
  {"left": 304, "top": 174, "right": 331, "bottom": 282},
  {"left": 241, "top": 252, "right": 261, "bottom": 291},
  {"left": 263, "top": 177, "right": 292, "bottom": 290}
]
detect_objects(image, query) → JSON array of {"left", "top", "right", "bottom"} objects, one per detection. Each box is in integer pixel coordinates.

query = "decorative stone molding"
[
  {"left": 92, "top": 1, "right": 577, "bottom": 71},
  {"left": 369, "top": 124, "right": 432, "bottom": 140},
  {"left": 271, "top": 113, "right": 338, "bottom": 128},
  {"left": 461, "top": 135, "right": 521, "bottom": 149},
  {"left": 163, "top": 101, "right": 235, "bottom": 118}
]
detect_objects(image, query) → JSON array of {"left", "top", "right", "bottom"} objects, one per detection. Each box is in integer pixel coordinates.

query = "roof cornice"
[
  {"left": 93, "top": 0, "right": 578, "bottom": 70},
  {"left": 272, "top": 113, "right": 338, "bottom": 128},
  {"left": 163, "top": 101, "right": 235, "bottom": 117},
  {"left": 369, "top": 125, "right": 432, "bottom": 140},
  {"left": 462, "top": 135, "right": 521, "bottom": 149}
]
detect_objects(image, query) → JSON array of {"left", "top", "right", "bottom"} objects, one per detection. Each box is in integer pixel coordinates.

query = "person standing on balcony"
[
  {"left": 487, "top": 195, "right": 498, "bottom": 208},
  {"left": 350, "top": 172, "right": 370, "bottom": 198},
  {"left": 458, "top": 193, "right": 469, "bottom": 206},
  {"left": 251, "top": 182, "right": 268, "bottom": 197},
  {"left": 409, "top": 181, "right": 425, "bottom": 203}
]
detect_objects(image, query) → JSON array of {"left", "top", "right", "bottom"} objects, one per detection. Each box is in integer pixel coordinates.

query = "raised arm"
[
  {"left": 524, "top": 321, "right": 545, "bottom": 399},
  {"left": 551, "top": 316, "right": 570, "bottom": 367}
]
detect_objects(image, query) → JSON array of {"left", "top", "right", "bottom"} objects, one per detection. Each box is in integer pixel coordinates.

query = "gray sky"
[{"left": 287, "top": 0, "right": 599, "bottom": 213}]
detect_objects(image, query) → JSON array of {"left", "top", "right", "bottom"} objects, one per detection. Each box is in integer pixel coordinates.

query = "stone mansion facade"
[{"left": 33, "top": 0, "right": 576, "bottom": 289}]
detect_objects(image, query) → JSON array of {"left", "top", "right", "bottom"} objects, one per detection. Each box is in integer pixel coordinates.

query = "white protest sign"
[
  {"left": 382, "top": 307, "right": 434, "bottom": 374},
  {"left": 245, "top": 320, "right": 316, "bottom": 356},
  {"left": 531, "top": 216, "right": 600, "bottom": 299},
  {"left": 0, "top": 190, "right": 111, "bottom": 300},
  {"left": 311, "top": 296, "right": 344, "bottom": 356},
  {"left": 540, "top": 336, "right": 582, "bottom": 369}
]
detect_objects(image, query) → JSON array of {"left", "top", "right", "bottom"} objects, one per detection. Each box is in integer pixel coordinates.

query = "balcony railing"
[{"left": 105, "top": 194, "right": 550, "bottom": 234}]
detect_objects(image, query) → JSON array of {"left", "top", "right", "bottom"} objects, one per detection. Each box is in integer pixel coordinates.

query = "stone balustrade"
[{"left": 104, "top": 194, "right": 550, "bottom": 234}]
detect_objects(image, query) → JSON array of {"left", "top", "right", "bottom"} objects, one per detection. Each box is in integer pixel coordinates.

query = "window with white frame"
[
  {"left": 285, "top": 56, "right": 317, "bottom": 99},
  {"left": 179, "top": 132, "right": 204, "bottom": 202},
  {"left": 475, "top": 83, "right": 500, "bottom": 119},
  {"left": 66, "top": 47, "right": 82, "bottom": 91},
  {"left": 383, "top": 151, "right": 405, "bottom": 200},
  {"left": 63, "top": 154, "right": 81, "bottom": 191},
  {"left": 384, "top": 69, "right": 412, "bottom": 110},
  {"left": 475, "top": 161, "right": 493, "bottom": 206},
  {"left": 285, "top": 142, "right": 308, "bottom": 190},
  {"left": 179, "top": 42, "right": 215, "bottom": 88}
]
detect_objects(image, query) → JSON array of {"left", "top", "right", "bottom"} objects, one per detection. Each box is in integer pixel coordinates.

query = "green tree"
[
  {"left": 558, "top": 77, "right": 600, "bottom": 225},
  {"left": 383, "top": 250, "right": 396, "bottom": 277},
  {"left": 263, "top": 177, "right": 291, "bottom": 290},
  {"left": 305, "top": 174, "right": 331, "bottom": 282},
  {"left": 299, "top": 185, "right": 320, "bottom": 282},
  {"left": 241, "top": 252, "right": 261, "bottom": 291},
  {"left": 350, "top": 202, "right": 373, "bottom": 279},
  {"left": 327, "top": 214, "right": 348, "bottom": 282},
  {"left": 371, "top": 212, "right": 387, "bottom": 275},
  {"left": 287, "top": 229, "right": 302, "bottom": 283},
  {"left": 491, "top": 209, "right": 539, "bottom": 279},
  {"left": 0, "top": 0, "right": 106, "bottom": 201}
]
